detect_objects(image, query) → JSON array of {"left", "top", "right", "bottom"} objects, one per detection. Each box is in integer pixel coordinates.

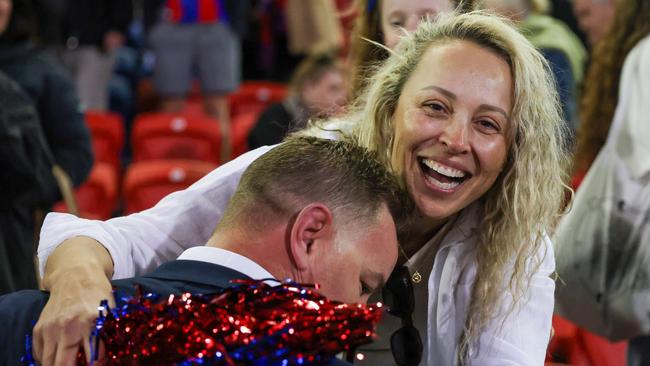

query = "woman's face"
[
  {"left": 381, "top": 0, "right": 454, "bottom": 49},
  {"left": 391, "top": 40, "right": 512, "bottom": 224}
]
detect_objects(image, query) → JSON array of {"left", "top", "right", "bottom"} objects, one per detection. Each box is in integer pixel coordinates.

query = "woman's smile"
[
  {"left": 391, "top": 40, "right": 512, "bottom": 221},
  {"left": 418, "top": 157, "right": 471, "bottom": 192}
]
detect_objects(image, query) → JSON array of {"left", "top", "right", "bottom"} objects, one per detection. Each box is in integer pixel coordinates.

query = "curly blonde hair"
[{"left": 349, "top": 11, "right": 570, "bottom": 362}]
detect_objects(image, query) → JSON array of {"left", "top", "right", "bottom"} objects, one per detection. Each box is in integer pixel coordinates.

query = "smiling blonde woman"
[{"left": 33, "top": 11, "right": 569, "bottom": 365}]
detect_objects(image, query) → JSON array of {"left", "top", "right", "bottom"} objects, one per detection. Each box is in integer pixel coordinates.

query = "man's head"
[{"left": 210, "top": 136, "right": 412, "bottom": 303}]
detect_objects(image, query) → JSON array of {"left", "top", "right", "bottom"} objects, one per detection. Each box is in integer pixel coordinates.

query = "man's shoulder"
[{"left": 110, "top": 260, "right": 248, "bottom": 299}]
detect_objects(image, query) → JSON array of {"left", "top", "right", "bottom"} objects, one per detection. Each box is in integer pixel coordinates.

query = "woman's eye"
[
  {"left": 477, "top": 119, "right": 500, "bottom": 132},
  {"left": 425, "top": 102, "right": 446, "bottom": 113}
]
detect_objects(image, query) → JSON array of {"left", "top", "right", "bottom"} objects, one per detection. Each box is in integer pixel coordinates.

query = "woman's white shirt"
[
  {"left": 38, "top": 146, "right": 274, "bottom": 279},
  {"left": 358, "top": 204, "right": 555, "bottom": 365},
  {"left": 38, "top": 144, "right": 554, "bottom": 365}
]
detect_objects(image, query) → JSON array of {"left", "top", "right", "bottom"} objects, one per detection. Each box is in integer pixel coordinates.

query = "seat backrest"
[
  {"left": 123, "top": 159, "right": 217, "bottom": 214},
  {"left": 231, "top": 112, "right": 259, "bottom": 158},
  {"left": 228, "top": 81, "right": 287, "bottom": 119},
  {"left": 53, "top": 162, "right": 118, "bottom": 219},
  {"left": 578, "top": 330, "right": 627, "bottom": 366},
  {"left": 85, "top": 111, "right": 125, "bottom": 174},
  {"left": 132, "top": 113, "right": 222, "bottom": 164}
]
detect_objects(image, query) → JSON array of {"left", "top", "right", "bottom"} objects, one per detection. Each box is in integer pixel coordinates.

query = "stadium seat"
[
  {"left": 53, "top": 162, "right": 118, "bottom": 220},
  {"left": 228, "top": 81, "right": 287, "bottom": 119},
  {"left": 132, "top": 112, "right": 223, "bottom": 164},
  {"left": 85, "top": 111, "right": 125, "bottom": 174},
  {"left": 579, "top": 330, "right": 627, "bottom": 366},
  {"left": 231, "top": 112, "right": 260, "bottom": 158},
  {"left": 122, "top": 159, "right": 217, "bottom": 214}
]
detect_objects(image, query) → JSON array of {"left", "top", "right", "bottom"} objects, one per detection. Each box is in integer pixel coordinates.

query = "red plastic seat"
[
  {"left": 231, "top": 112, "right": 261, "bottom": 158},
  {"left": 132, "top": 112, "right": 223, "bottom": 164},
  {"left": 122, "top": 159, "right": 217, "bottom": 214},
  {"left": 85, "top": 111, "right": 125, "bottom": 174},
  {"left": 228, "top": 81, "right": 287, "bottom": 119},
  {"left": 53, "top": 162, "right": 118, "bottom": 220},
  {"left": 579, "top": 330, "right": 627, "bottom": 366}
]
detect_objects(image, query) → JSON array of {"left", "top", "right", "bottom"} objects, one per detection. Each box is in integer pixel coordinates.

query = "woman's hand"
[{"left": 32, "top": 237, "right": 114, "bottom": 365}]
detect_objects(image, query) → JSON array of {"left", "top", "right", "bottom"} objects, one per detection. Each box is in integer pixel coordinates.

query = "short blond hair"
[{"left": 348, "top": 11, "right": 570, "bottom": 362}]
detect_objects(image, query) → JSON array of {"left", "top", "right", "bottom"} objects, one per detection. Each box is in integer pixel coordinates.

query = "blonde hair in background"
[{"left": 349, "top": 11, "right": 570, "bottom": 362}]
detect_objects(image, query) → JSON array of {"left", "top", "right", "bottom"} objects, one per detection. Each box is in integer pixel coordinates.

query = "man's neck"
[{"left": 206, "top": 228, "right": 299, "bottom": 284}]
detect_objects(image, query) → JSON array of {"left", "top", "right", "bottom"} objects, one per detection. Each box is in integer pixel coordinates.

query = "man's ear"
[{"left": 289, "top": 203, "right": 334, "bottom": 271}]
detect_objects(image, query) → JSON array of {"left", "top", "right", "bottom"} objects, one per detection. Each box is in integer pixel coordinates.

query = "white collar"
[{"left": 177, "top": 247, "right": 275, "bottom": 283}]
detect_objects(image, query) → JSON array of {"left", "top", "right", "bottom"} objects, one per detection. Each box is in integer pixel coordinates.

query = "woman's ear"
[{"left": 288, "top": 203, "right": 334, "bottom": 271}]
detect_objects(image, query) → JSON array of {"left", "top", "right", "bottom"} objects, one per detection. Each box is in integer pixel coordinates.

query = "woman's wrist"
[{"left": 42, "top": 236, "right": 114, "bottom": 291}]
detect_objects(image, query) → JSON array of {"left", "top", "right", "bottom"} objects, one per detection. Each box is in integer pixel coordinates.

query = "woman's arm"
[
  {"left": 33, "top": 237, "right": 114, "bottom": 365},
  {"left": 33, "top": 146, "right": 273, "bottom": 364},
  {"left": 37, "top": 146, "right": 274, "bottom": 280}
]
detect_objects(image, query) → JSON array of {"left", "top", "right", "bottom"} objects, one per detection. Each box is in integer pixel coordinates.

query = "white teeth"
[
  {"left": 425, "top": 174, "right": 461, "bottom": 190},
  {"left": 421, "top": 159, "right": 466, "bottom": 178}
]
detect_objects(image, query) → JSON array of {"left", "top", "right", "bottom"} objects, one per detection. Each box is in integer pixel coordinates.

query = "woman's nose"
[{"left": 440, "top": 118, "right": 470, "bottom": 154}]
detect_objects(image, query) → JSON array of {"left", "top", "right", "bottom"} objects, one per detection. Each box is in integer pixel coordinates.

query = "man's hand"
[{"left": 33, "top": 237, "right": 115, "bottom": 365}]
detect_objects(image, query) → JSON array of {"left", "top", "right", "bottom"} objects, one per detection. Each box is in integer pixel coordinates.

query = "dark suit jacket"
[{"left": 0, "top": 260, "right": 350, "bottom": 365}]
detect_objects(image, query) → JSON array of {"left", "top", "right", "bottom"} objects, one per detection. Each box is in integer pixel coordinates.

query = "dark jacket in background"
[
  {"left": 247, "top": 102, "right": 294, "bottom": 149},
  {"left": 57, "top": 0, "right": 132, "bottom": 48},
  {"left": 0, "top": 43, "right": 93, "bottom": 205},
  {"left": 0, "top": 71, "right": 55, "bottom": 294},
  {"left": 247, "top": 97, "right": 308, "bottom": 149},
  {"left": 0, "top": 260, "right": 352, "bottom": 365}
]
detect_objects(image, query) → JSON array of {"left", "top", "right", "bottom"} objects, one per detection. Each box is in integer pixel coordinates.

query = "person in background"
[
  {"left": 48, "top": 0, "right": 132, "bottom": 111},
  {"left": 0, "top": 136, "right": 411, "bottom": 366},
  {"left": 556, "top": 1, "right": 650, "bottom": 364},
  {"left": 148, "top": 0, "right": 250, "bottom": 163},
  {"left": 482, "top": 0, "right": 587, "bottom": 140},
  {"left": 33, "top": 12, "right": 568, "bottom": 365},
  {"left": 247, "top": 53, "right": 348, "bottom": 149},
  {"left": 348, "top": 0, "right": 476, "bottom": 97},
  {"left": 572, "top": 0, "right": 649, "bottom": 178},
  {"left": 572, "top": 0, "right": 617, "bottom": 47},
  {"left": 0, "top": 0, "right": 93, "bottom": 292}
]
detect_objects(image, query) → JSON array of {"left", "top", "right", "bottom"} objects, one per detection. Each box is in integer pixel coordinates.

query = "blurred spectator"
[
  {"left": 0, "top": 0, "right": 93, "bottom": 291},
  {"left": 349, "top": 0, "right": 476, "bottom": 97},
  {"left": 0, "top": 0, "right": 92, "bottom": 292},
  {"left": 0, "top": 0, "right": 92, "bottom": 203},
  {"left": 555, "top": 0, "right": 650, "bottom": 364},
  {"left": 247, "top": 54, "right": 347, "bottom": 149},
  {"left": 482, "top": 0, "right": 586, "bottom": 139},
  {"left": 44, "top": 0, "right": 132, "bottom": 111},
  {"left": 148, "top": 0, "right": 250, "bottom": 163},
  {"left": 572, "top": 0, "right": 616, "bottom": 47},
  {"left": 573, "top": 0, "right": 649, "bottom": 176},
  {"left": 285, "top": 0, "right": 343, "bottom": 56},
  {"left": 0, "top": 70, "right": 57, "bottom": 294},
  {"left": 245, "top": 0, "right": 303, "bottom": 81},
  {"left": 550, "top": 0, "right": 589, "bottom": 47}
]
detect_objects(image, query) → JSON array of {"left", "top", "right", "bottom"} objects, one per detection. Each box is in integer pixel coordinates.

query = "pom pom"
[{"left": 35, "top": 280, "right": 382, "bottom": 365}]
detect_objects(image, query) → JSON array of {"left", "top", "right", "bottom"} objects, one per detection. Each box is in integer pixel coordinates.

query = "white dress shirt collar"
[{"left": 177, "top": 246, "right": 275, "bottom": 282}]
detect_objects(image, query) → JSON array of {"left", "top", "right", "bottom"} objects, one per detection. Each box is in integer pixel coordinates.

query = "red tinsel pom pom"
[{"left": 80, "top": 280, "right": 383, "bottom": 365}]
